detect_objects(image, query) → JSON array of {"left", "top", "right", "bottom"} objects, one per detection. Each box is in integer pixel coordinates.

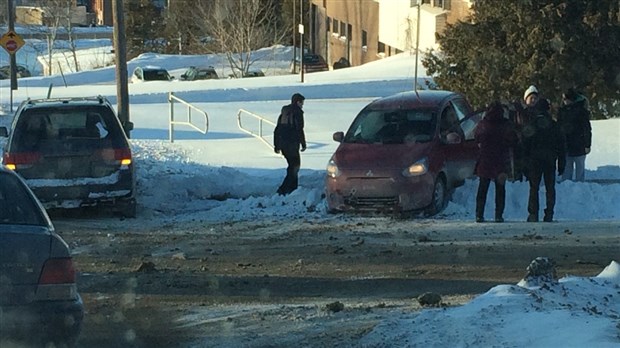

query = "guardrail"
[
  {"left": 168, "top": 92, "right": 209, "bottom": 143},
  {"left": 236, "top": 108, "right": 276, "bottom": 149}
]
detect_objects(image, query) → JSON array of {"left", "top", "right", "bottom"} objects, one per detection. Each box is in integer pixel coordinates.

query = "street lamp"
[{"left": 414, "top": 0, "right": 421, "bottom": 91}]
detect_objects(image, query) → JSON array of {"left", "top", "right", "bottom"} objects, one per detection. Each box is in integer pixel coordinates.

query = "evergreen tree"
[{"left": 422, "top": 0, "right": 620, "bottom": 119}]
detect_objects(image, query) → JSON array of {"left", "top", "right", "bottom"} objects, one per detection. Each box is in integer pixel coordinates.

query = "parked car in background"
[
  {"left": 0, "top": 65, "right": 32, "bottom": 79},
  {"left": 0, "top": 96, "right": 137, "bottom": 217},
  {"left": 179, "top": 66, "right": 219, "bottom": 81},
  {"left": 290, "top": 53, "right": 329, "bottom": 74},
  {"left": 325, "top": 90, "right": 483, "bottom": 216},
  {"left": 0, "top": 166, "right": 84, "bottom": 347},
  {"left": 333, "top": 57, "right": 351, "bottom": 70},
  {"left": 131, "top": 65, "right": 172, "bottom": 83},
  {"left": 228, "top": 69, "right": 265, "bottom": 79}
]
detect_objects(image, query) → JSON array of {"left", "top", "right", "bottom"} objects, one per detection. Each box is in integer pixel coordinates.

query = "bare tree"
[
  {"left": 193, "top": 0, "right": 289, "bottom": 77},
  {"left": 26, "top": 0, "right": 80, "bottom": 75}
]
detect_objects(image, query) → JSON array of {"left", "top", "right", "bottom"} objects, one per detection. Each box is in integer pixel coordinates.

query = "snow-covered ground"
[{"left": 1, "top": 43, "right": 619, "bottom": 347}]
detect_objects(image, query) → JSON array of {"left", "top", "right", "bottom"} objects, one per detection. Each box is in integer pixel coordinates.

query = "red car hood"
[{"left": 333, "top": 142, "right": 434, "bottom": 169}]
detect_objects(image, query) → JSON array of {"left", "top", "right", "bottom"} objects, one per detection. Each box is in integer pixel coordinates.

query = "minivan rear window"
[{"left": 13, "top": 106, "right": 127, "bottom": 152}]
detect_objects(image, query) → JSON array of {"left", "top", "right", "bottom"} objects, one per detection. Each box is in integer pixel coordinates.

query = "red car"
[{"left": 325, "top": 90, "right": 483, "bottom": 216}]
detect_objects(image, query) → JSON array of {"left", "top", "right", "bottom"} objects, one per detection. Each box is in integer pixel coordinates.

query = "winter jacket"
[
  {"left": 557, "top": 96, "right": 592, "bottom": 156},
  {"left": 475, "top": 107, "right": 518, "bottom": 179},
  {"left": 522, "top": 111, "right": 566, "bottom": 174},
  {"left": 274, "top": 103, "right": 306, "bottom": 151}
]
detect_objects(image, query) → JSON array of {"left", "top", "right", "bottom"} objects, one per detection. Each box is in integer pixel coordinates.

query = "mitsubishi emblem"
[{"left": 365, "top": 170, "right": 374, "bottom": 177}]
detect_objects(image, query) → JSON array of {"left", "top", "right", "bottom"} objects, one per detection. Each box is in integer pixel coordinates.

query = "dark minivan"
[
  {"left": 0, "top": 96, "right": 137, "bottom": 217},
  {"left": 325, "top": 90, "right": 483, "bottom": 215}
]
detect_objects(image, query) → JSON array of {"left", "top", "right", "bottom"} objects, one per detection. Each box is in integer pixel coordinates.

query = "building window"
[
  {"left": 421, "top": 0, "right": 430, "bottom": 4},
  {"left": 435, "top": 0, "right": 443, "bottom": 8},
  {"left": 362, "top": 30, "right": 367, "bottom": 46},
  {"left": 326, "top": 17, "right": 331, "bottom": 32},
  {"left": 378, "top": 41, "right": 385, "bottom": 53},
  {"left": 340, "top": 22, "right": 347, "bottom": 38},
  {"left": 333, "top": 19, "right": 339, "bottom": 34}
]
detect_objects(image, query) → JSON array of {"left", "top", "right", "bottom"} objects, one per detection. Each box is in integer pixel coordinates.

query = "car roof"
[
  {"left": 366, "top": 90, "right": 464, "bottom": 110},
  {"left": 18, "top": 96, "right": 113, "bottom": 109},
  {"left": 140, "top": 65, "right": 168, "bottom": 71}
]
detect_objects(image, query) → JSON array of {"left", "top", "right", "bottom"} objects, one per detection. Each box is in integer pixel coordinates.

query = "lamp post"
[
  {"left": 299, "top": 0, "right": 304, "bottom": 83},
  {"left": 414, "top": 0, "right": 421, "bottom": 91}
]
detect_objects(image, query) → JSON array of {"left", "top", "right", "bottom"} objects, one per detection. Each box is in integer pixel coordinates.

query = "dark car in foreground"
[
  {"left": 0, "top": 166, "right": 84, "bottom": 347},
  {"left": 325, "top": 90, "right": 482, "bottom": 215},
  {"left": 179, "top": 66, "right": 219, "bottom": 81},
  {"left": 0, "top": 96, "right": 137, "bottom": 217}
]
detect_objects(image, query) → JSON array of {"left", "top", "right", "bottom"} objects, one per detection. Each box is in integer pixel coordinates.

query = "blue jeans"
[{"left": 561, "top": 155, "right": 586, "bottom": 182}]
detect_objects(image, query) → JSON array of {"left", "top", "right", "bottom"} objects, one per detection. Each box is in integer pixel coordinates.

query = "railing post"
[{"left": 169, "top": 92, "right": 174, "bottom": 143}]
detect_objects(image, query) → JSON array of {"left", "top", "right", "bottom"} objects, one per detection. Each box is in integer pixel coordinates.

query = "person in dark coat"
[
  {"left": 274, "top": 93, "right": 307, "bottom": 195},
  {"left": 557, "top": 88, "right": 592, "bottom": 182},
  {"left": 522, "top": 98, "right": 566, "bottom": 222},
  {"left": 474, "top": 101, "right": 517, "bottom": 223}
]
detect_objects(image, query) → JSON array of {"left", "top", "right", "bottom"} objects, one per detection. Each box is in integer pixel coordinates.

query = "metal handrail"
[
  {"left": 168, "top": 92, "right": 209, "bottom": 143},
  {"left": 236, "top": 108, "right": 276, "bottom": 149}
]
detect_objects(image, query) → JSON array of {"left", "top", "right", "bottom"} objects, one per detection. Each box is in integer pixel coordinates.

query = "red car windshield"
[{"left": 344, "top": 109, "right": 436, "bottom": 144}]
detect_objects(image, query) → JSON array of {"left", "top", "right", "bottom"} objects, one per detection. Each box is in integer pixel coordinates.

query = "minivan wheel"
[{"left": 425, "top": 176, "right": 447, "bottom": 216}]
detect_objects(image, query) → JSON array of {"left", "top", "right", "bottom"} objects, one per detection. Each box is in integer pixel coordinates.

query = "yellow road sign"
[{"left": 0, "top": 30, "right": 25, "bottom": 54}]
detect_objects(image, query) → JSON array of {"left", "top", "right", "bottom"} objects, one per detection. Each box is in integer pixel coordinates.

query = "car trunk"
[
  {"left": 0, "top": 226, "right": 51, "bottom": 305},
  {"left": 16, "top": 138, "right": 121, "bottom": 180}
]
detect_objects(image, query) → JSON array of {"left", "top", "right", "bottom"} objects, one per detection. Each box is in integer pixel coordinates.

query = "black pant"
[
  {"left": 527, "top": 159, "right": 556, "bottom": 218},
  {"left": 476, "top": 177, "right": 506, "bottom": 219},
  {"left": 277, "top": 144, "right": 301, "bottom": 195}
]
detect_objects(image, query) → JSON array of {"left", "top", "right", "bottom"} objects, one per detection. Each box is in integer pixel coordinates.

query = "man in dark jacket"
[
  {"left": 474, "top": 101, "right": 517, "bottom": 223},
  {"left": 557, "top": 88, "right": 592, "bottom": 182},
  {"left": 522, "top": 98, "right": 566, "bottom": 222},
  {"left": 274, "top": 93, "right": 307, "bottom": 195}
]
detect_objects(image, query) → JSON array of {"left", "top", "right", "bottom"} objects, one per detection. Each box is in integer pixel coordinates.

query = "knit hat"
[
  {"left": 291, "top": 93, "right": 305, "bottom": 104},
  {"left": 523, "top": 85, "right": 538, "bottom": 101}
]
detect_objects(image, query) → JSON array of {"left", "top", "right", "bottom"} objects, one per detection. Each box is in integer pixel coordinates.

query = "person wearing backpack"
[
  {"left": 274, "top": 93, "right": 307, "bottom": 195},
  {"left": 522, "top": 98, "right": 566, "bottom": 222}
]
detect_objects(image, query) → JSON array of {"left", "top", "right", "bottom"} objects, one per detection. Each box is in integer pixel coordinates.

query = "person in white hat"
[{"left": 511, "top": 85, "right": 542, "bottom": 182}]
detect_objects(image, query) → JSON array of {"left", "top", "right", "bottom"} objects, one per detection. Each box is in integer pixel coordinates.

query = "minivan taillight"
[
  {"left": 115, "top": 148, "right": 133, "bottom": 166},
  {"left": 99, "top": 148, "right": 132, "bottom": 167},
  {"left": 39, "top": 258, "right": 76, "bottom": 284},
  {"left": 3, "top": 152, "right": 41, "bottom": 170}
]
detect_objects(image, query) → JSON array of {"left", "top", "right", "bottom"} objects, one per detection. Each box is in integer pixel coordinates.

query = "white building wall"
[{"left": 377, "top": 0, "right": 446, "bottom": 54}]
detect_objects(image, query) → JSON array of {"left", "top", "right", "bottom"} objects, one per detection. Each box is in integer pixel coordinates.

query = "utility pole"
[{"left": 112, "top": 0, "right": 131, "bottom": 137}]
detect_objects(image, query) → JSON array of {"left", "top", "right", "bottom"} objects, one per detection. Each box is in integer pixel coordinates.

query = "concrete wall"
[{"left": 311, "top": 0, "right": 472, "bottom": 68}]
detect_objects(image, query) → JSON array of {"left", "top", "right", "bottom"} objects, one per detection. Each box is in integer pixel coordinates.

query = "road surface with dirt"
[{"left": 51, "top": 213, "right": 619, "bottom": 347}]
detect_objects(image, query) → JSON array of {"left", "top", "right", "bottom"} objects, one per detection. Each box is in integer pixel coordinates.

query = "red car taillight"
[
  {"left": 3, "top": 152, "right": 41, "bottom": 170},
  {"left": 39, "top": 258, "right": 76, "bottom": 284}
]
